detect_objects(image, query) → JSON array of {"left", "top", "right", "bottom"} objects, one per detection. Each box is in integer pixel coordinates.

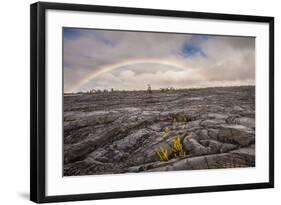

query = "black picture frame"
[{"left": 30, "top": 1, "right": 274, "bottom": 203}]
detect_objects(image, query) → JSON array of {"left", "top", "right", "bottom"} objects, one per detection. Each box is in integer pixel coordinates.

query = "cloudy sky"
[{"left": 63, "top": 28, "right": 255, "bottom": 93}]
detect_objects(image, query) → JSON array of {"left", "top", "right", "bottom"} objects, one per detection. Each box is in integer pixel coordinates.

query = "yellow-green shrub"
[
  {"left": 156, "top": 148, "right": 169, "bottom": 161},
  {"left": 163, "top": 127, "right": 170, "bottom": 134},
  {"left": 172, "top": 137, "right": 186, "bottom": 157}
]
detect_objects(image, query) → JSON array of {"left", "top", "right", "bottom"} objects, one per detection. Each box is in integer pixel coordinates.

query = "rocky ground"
[{"left": 63, "top": 86, "right": 255, "bottom": 176}]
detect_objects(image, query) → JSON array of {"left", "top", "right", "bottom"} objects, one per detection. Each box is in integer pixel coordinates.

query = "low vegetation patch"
[
  {"left": 172, "top": 137, "right": 186, "bottom": 157},
  {"left": 156, "top": 135, "right": 187, "bottom": 161},
  {"left": 156, "top": 148, "right": 169, "bottom": 161}
]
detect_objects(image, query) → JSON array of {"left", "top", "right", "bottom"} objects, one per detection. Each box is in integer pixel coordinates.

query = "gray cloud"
[{"left": 63, "top": 28, "right": 255, "bottom": 92}]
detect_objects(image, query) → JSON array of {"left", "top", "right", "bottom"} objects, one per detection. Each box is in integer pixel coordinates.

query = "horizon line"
[{"left": 64, "top": 84, "right": 255, "bottom": 94}]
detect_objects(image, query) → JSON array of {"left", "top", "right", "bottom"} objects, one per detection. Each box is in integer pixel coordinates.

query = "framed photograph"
[{"left": 30, "top": 2, "right": 274, "bottom": 203}]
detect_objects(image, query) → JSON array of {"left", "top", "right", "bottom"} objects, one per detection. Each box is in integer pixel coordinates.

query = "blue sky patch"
[
  {"left": 181, "top": 44, "right": 207, "bottom": 57},
  {"left": 64, "top": 28, "right": 82, "bottom": 39},
  {"left": 181, "top": 35, "right": 208, "bottom": 58}
]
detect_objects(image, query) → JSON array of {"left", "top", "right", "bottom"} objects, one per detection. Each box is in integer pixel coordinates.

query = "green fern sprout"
[
  {"left": 163, "top": 127, "right": 171, "bottom": 135},
  {"left": 172, "top": 137, "right": 186, "bottom": 157},
  {"left": 156, "top": 148, "right": 169, "bottom": 161}
]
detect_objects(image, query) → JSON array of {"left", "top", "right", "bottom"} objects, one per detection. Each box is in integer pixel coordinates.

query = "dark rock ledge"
[{"left": 64, "top": 86, "right": 255, "bottom": 176}]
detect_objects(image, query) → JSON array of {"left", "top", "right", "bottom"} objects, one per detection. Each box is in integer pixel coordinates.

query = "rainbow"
[{"left": 67, "top": 58, "right": 189, "bottom": 92}]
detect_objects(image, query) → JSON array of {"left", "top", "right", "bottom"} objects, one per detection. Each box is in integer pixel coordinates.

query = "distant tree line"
[{"left": 74, "top": 85, "right": 179, "bottom": 94}]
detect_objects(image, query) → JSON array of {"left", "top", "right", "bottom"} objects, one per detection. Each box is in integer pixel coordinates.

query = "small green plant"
[
  {"left": 172, "top": 137, "right": 186, "bottom": 157},
  {"left": 163, "top": 127, "right": 171, "bottom": 134},
  {"left": 156, "top": 148, "right": 169, "bottom": 161}
]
